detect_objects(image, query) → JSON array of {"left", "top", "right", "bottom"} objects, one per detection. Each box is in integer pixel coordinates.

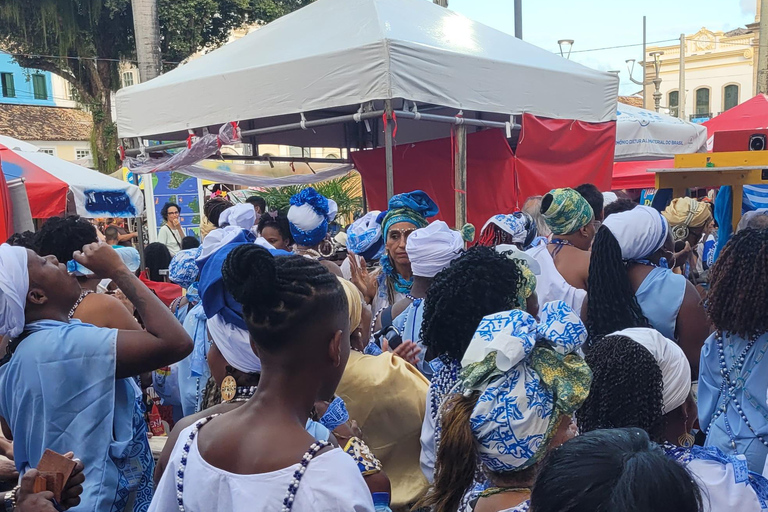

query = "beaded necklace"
[
  {"left": 68, "top": 289, "right": 93, "bottom": 319},
  {"left": 175, "top": 415, "right": 330, "bottom": 512},
  {"left": 548, "top": 238, "right": 574, "bottom": 257},
  {"left": 230, "top": 386, "right": 258, "bottom": 403},
  {"left": 706, "top": 331, "right": 768, "bottom": 451},
  {"left": 430, "top": 356, "right": 462, "bottom": 448}
]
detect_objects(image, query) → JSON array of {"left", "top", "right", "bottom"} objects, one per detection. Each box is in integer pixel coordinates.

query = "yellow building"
[
  {"left": 0, "top": 103, "right": 93, "bottom": 161},
  {"left": 644, "top": 23, "right": 758, "bottom": 123}
]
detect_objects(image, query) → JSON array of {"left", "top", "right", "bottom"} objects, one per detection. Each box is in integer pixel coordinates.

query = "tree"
[{"left": 0, "top": 0, "right": 311, "bottom": 173}]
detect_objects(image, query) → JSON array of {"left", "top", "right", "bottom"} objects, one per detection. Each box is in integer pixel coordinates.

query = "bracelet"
[{"left": 4, "top": 485, "right": 18, "bottom": 512}]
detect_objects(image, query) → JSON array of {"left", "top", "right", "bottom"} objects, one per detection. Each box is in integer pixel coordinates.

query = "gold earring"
[
  {"left": 221, "top": 370, "right": 237, "bottom": 402},
  {"left": 678, "top": 432, "right": 695, "bottom": 448}
]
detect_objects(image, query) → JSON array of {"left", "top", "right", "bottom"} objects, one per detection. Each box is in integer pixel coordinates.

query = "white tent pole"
[
  {"left": 384, "top": 100, "right": 395, "bottom": 200},
  {"left": 453, "top": 123, "right": 467, "bottom": 230}
]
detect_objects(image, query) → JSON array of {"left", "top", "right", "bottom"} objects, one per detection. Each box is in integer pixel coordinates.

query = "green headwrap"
[{"left": 541, "top": 188, "right": 594, "bottom": 235}]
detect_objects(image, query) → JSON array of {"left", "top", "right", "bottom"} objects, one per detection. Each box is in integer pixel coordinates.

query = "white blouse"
[{"left": 149, "top": 425, "right": 375, "bottom": 512}]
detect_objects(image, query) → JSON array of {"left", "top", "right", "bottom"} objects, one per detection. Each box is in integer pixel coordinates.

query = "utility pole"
[
  {"left": 131, "top": 0, "right": 162, "bottom": 82},
  {"left": 679, "top": 34, "right": 686, "bottom": 119},
  {"left": 759, "top": 0, "right": 768, "bottom": 94},
  {"left": 433, "top": 0, "right": 448, "bottom": 6},
  {"left": 514, "top": 0, "right": 523, "bottom": 39}
]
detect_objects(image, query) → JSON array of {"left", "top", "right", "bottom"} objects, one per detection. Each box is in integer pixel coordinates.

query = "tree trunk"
[{"left": 89, "top": 87, "right": 118, "bottom": 174}]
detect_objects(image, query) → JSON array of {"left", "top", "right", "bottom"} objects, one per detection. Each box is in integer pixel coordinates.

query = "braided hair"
[
  {"left": 421, "top": 246, "right": 524, "bottom": 362},
  {"left": 203, "top": 197, "right": 233, "bottom": 228},
  {"left": 708, "top": 228, "right": 768, "bottom": 338},
  {"left": 577, "top": 335, "right": 666, "bottom": 442},
  {"left": 36, "top": 216, "right": 98, "bottom": 264},
  {"left": 221, "top": 244, "right": 345, "bottom": 350},
  {"left": 586, "top": 225, "right": 650, "bottom": 344}
]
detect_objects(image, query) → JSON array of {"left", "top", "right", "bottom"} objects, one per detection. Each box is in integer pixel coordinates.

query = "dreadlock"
[
  {"left": 6, "top": 231, "right": 37, "bottom": 250},
  {"left": 421, "top": 246, "right": 525, "bottom": 362},
  {"left": 204, "top": 197, "right": 233, "bottom": 228},
  {"left": 585, "top": 225, "right": 650, "bottom": 345},
  {"left": 36, "top": 216, "right": 98, "bottom": 263},
  {"left": 708, "top": 228, "right": 768, "bottom": 338},
  {"left": 221, "top": 244, "right": 345, "bottom": 350},
  {"left": 577, "top": 335, "right": 666, "bottom": 442},
  {"left": 476, "top": 224, "right": 515, "bottom": 247}
]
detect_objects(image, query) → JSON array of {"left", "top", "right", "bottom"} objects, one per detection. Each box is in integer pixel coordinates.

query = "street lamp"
[
  {"left": 626, "top": 51, "right": 665, "bottom": 112},
  {"left": 558, "top": 39, "right": 574, "bottom": 59}
]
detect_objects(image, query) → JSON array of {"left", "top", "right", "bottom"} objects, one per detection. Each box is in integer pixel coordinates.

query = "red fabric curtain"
[
  {"left": 351, "top": 129, "right": 517, "bottom": 228},
  {"left": 0, "top": 158, "right": 12, "bottom": 242},
  {"left": 612, "top": 159, "right": 673, "bottom": 190},
  {"left": 514, "top": 114, "right": 616, "bottom": 200}
]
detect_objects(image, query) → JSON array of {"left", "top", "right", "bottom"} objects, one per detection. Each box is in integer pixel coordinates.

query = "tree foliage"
[
  {"left": 0, "top": 0, "right": 312, "bottom": 172},
  {"left": 259, "top": 173, "right": 364, "bottom": 224}
]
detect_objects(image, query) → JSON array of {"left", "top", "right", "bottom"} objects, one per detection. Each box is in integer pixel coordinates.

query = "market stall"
[
  {"left": 117, "top": 0, "right": 618, "bottom": 228},
  {"left": 0, "top": 137, "right": 144, "bottom": 219}
]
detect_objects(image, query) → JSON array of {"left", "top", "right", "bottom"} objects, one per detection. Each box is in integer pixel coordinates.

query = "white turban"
[
  {"left": 0, "top": 244, "right": 29, "bottom": 338},
  {"left": 207, "top": 313, "right": 262, "bottom": 374},
  {"left": 610, "top": 327, "right": 691, "bottom": 413},
  {"left": 199, "top": 226, "right": 248, "bottom": 262},
  {"left": 287, "top": 189, "right": 338, "bottom": 247},
  {"left": 602, "top": 205, "right": 669, "bottom": 261},
  {"left": 219, "top": 203, "right": 256, "bottom": 230},
  {"left": 406, "top": 221, "right": 463, "bottom": 278},
  {"left": 602, "top": 192, "right": 618, "bottom": 207}
]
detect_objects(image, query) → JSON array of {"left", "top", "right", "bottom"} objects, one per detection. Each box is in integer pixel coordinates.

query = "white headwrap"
[
  {"left": 495, "top": 244, "right": 541, "bottom": 275},
  {"left": 602, "top": 191, "right": 619, "bottom": 207},
  {"left": 610, "top": 327, "right": 691, "bottom": 413},
  {"left": 207, "top": 313, "right": 262, "bottom": 374},
  {"left": 219, "top": 203, "right": 257, "bottom": 230},
  {"left": 199, "top": 226, "right": 248, "bottom": 262},
  {"left": 0, "top": 244, "right": 29, "bottom": 338},
  {"left": 481, "top": 213, "right": 533, "bottom": 245},
  {"left": 462, "top": 301, "right": 591, "bottom": 472},
  {"left": 346, "top": 211, "right": 384, "bottom": 259},
  {"left": 287, "top": 189, "right": 338, "bottom": 247},
  {"left": 406, "top": 221, "right": 463, "bottom": 278},
  {"left": 602, "top": 205, "right": 669, "bottom": 260}
]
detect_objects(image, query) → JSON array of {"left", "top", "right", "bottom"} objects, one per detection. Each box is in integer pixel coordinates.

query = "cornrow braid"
[
  {"left": 204, "top": 197, "right": 233, "bottom": 228},
  {"left": 577, "top": 335, "right": 666, "bottom": 442},
  {"left": 421, "top": 246, "right": 524, "bottom": 362},
  {"left": 475, "top": 225, "right": 514, "bottom": 247},
  {"left": 586, "top": 225, "right": 650, "bottom": 345},
  {"left": 708, "top": 228, "right": 768, "bottom": 338},
  {"left": 221, "top": 244, "right": 345, "bottom": 349}
]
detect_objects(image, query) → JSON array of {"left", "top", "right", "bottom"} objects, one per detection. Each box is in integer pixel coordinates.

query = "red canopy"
[
  {"left": 611, "top": 94, "right": 768, "bottom": 189},
  {"left": 0, "top": 146, "right": 67, "bottom": 218},
  {"left": 0, "top": 158, "right": 12, "bottom": 242}
]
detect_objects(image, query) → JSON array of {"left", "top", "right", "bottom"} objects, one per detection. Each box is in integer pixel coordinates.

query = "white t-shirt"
[{"left": 149, "top": 425, "right": 375, "bottom": 512}]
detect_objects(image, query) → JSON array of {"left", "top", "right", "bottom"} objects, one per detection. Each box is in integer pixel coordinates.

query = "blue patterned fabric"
[
  {"left": 461, "top": 302, "right": 591, "bottom": 472},
  {"left": 288, "top": 187, "right": 337, "bottom": 247},
  {"left": 169, "top": 248, "right": 202, "bottom": 289},
  {"left": 381, "top": 190, "right": 438, "bottom": 235},
  {"left": 347, "top": 211, "right": 385, "bottom": 261},
  {"left": 380, "top": 254, "right": 413, "bottom": 294},
  {"left": 663, "top": 442, "right": 768, "bottom": 509},
  {"left": 319, "top": 396, "right": 350, "bottom": 431},
  {"left": 112, "top": 383, "right": 154, "bottom": 512}
]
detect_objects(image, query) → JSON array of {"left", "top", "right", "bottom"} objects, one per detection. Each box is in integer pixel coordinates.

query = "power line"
[{"left": 3, "top": 51, "right": 181, "bottom": 65}]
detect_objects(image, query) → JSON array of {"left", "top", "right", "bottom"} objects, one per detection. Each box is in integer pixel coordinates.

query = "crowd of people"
[{"left": 0, "top": 184, "right": 767, "bottom": 512}]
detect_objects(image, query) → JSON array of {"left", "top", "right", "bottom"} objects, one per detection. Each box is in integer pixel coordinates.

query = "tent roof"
[
  {"left": 116, "top": 0, "right": 618, "bottom": 140},
  {"left": 615, "top": 103, "right": 707, "bottom": 161},
  {"left": 703, "top": 94, "right": 768, "bottom": 146}
]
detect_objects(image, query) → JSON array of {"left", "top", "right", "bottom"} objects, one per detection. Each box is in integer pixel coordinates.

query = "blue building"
[{"left": 0, "top": 52, "right": 55, "bottom": 107}]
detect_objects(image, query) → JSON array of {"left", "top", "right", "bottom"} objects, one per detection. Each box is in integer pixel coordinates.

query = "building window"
[
  {"left": 724, "top": 84, "right": 739, "bottom": 112},
  {"left": 39, "top": 148, "right": 55, "bottom": 156},
  {"left": 668, "top": 90, "right": 679, "bottom": 117},
  {"left": 122, "top": 71, "right": 134, "bottom": 88},
  {"left": 32, "top": 74, "right": 47, "bottom": 100},
  {"left": 75, "top": 149, "right": 91, "bottom": 160},
  {"left": 1, "top": 73, "right": 15, "bottom": 98},
  {"left": 695, "top": 88, "right": 710, "bottom": 115}
]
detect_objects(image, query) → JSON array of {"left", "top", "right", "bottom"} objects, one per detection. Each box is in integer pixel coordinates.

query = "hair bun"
[{"left": 222, "top": 244, "right": 277, "bottom": 310}]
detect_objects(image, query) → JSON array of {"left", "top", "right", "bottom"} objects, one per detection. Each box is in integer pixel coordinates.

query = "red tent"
[
  {"left": 611, "top": 94, "right": 768, "bottom": 189},
  {"left": 0, "top": 156, "right": 12, "bottom": 242},
  {"left": 0, "top": 145, "right": 68, "bottom": 218}
]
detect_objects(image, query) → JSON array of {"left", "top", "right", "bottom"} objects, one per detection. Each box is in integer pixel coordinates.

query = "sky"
[{"left": 446, "top": 0, "right": 757, "bottom": 95}]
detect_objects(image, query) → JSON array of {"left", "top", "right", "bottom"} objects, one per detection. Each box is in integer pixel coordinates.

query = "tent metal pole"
[
  {"left": 384, "top": 100, "right": 395, "bottom": 200},
  {"left": 453, "top": 124, "right": 467, "bottom": 230},
  {"left": 123, "top": 110, "right": 386, "bottom": 157},
  {"left": 396, "top": 110, "right": 518, "bottom": 130},
  {"left": 130, "top": 141, "right": 147, "bottom": 271}
]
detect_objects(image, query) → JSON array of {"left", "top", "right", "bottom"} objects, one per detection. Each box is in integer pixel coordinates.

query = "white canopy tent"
[
  {"left": 615, "top": 103, "right": 707, "bottom": 161},
  {"left": 117, "top": 0, "right": 618, "bottom": 226},
  {"left": 117, "top": 0, "right": 617, "bottom": 141}
]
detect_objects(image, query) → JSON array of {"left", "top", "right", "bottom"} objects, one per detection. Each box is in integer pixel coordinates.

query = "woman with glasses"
[{"left": 157, "top": 202, "right": 185, "bottom": 256}]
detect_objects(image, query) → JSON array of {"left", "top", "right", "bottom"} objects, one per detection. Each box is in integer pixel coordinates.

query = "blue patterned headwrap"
[
  {"left": 319, "top": 396, "right": 350, "bottom": 431},
  {"left": 461, "top": 301, "right": 592, "bottom": 473},
  {"left": 169, "top": 248, "right": 202, "bottom": 289},
  {"left": 381, "top": 190, "right": 439, "bottom": 236},
  {"left": 347, "top": 211, "right": 384, "bottom": 261},
  {"left": 287, "top": 188, "right": 338, "bottom": 247}
]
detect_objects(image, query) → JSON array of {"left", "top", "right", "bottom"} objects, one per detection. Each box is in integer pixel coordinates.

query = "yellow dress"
[{"left": 336, "top": 351, "right": 430, "bottom": 508}]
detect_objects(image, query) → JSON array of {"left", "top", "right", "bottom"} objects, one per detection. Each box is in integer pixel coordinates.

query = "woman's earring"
[
  {"left": 221, "top": 366, "right": 237, "bottom": 402},
  {"left": 678, "top": 432, "right": 695, "bottom": 448}
]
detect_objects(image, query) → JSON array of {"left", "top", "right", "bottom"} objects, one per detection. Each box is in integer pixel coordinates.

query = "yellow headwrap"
[
  {"left": 662, "top": 197, "right": 712, "bottom": 241},
  {"left": 337, "top": 277, "right": 363, "bottom": 331}
]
